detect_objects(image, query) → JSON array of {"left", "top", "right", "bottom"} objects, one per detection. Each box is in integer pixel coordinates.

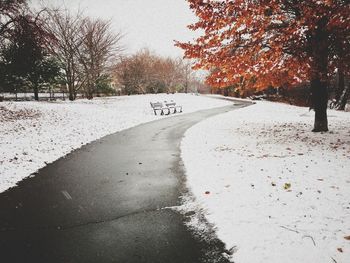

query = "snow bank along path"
[
  {"left": 0, "top": 94, "right": 232, "bottom": 193},
  {"left": 181, "top": 101, "right": 350, "bottom": 263}
]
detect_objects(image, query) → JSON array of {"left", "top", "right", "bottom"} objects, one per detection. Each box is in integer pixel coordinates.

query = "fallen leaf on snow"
[
  {"left": 284, "top": 183, "right": 291, "bottom": 190},
  {"left": 344, "top": 236, "right": 350, "bottom": 240}
]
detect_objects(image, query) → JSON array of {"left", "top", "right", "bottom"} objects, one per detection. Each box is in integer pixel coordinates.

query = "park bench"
[
  {"left": 150, "top": 102, "right": 171, "bottom": 115},
  {"left": 150, "top": 100, "right": 183, "bottom": 115},
  {"left": 164, "top": 100, "right": 182, "bottom": 113}
]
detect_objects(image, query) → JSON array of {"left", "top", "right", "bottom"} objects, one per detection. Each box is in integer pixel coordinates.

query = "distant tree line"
[
  {"left": 0, "top": 0, "right": 202, "bottom": 101},
  {"left": 114, "top": 49, "right": 200, "bottom": 95}
]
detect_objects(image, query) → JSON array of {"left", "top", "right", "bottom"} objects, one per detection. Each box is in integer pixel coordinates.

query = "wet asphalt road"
[{"left": 0, "top": 100, "right": 251, "bottom": 263}]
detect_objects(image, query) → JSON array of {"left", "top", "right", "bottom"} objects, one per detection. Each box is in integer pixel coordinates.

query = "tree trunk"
[
  {"left": 87, "top": 92, "right": 93, "bottom": 100},
  {"left": 223, "top": 87, "right": 228, "bottom": 96},
  {"left": 310, "top": 78, "right": 328, "bottom": 132},
  {"left": 309, "top": 17, "right": 329, "bottom": 132},
  {"left": 65, "top": 68, "right": 75, "bottom": 101},
  {"left": 338, "top": 84, "right": 350, "bottom": 110},
  {"left": 68, "top": 84, "right": 74, "bottom": 101},
  {"left": 335, "top": 69, "right": 345, "bottom": 103},
  {"left": 67, "top": 79, "right": 75, "bottom": 101},
  {"left": 33, "top": 85, "right": 39, "bottom": 101},
  {"left": 86, "top": 80, "right": 93, "bottom": 100}
]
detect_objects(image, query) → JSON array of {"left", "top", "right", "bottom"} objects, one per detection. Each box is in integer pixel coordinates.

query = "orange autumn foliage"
[{"left": 176, "top": 0, "right": 350, "bottom": 91}]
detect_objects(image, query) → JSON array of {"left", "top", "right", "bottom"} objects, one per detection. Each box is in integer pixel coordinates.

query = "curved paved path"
[{"left": 0, "top": 100, "right": 251, "bottom": 263}]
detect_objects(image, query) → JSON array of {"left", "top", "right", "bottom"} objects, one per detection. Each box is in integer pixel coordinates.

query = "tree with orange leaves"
[{"left": 176, "top": 0, "right": 350, "bottom": 132}]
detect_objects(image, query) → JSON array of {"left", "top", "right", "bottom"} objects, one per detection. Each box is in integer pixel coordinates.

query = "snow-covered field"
[
  {"left": 181, "top": 101, "right": 350, "bottom": 263},
  {"left": 0, "top": 93, "right": 231, "bottom": 193}
]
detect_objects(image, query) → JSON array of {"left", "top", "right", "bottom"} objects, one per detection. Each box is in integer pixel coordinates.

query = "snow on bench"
[
  {"left": 150, "top": 101, "right": 182, "bottom": 115},
  {"left": 150, "top": 102, "right": 170, "bottom": 115},
  {"left": 164, "top": 101, "right": 182, "bottom": 114}
]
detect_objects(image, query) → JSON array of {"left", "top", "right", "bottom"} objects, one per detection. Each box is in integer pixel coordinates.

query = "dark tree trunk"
[
  {"left": 310, "top": 78, "right": 328, "bottom": 132},
  {"left": 224, "top": 87, "right": 229, "bottom": 96},
  {"left": 66, "top": 67, "right": 75, "bottom": 101},
  {"left": 68, "top": 84, "right": 74, "bottom": 101},
  {"left": 309, "top": 17, "right": 329, "bottom": 132},
  {"left": 67, "top": 78, "right": 74, "bottom": 101},
  {"left": 85, "top": 80, "right": 93, "bottom": 100},
  {"left": 33, "top": 85, "right": 39, "bottom": 101}
]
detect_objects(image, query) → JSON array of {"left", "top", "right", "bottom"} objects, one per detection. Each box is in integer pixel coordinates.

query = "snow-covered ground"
[
  {"left": 181, "top": 101, "right": 350, "bottom": 263},
  {"left": 0, "top": 93, "right": 231, "bottom": 193}
]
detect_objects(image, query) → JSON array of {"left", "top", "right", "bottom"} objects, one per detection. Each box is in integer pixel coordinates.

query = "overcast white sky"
[{"left": 32, "top": 0, "right": 198, "bottom": 58}]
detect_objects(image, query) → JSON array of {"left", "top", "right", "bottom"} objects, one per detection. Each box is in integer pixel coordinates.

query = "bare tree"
[
  {"left": 337, "top": 78, "right": 350, "bottom": 110},
  {"left": 116, "top": 51, "right": 149, "bottom": 95},
  {"left": 114, "top": 49, "right": 200, "bottom": 95},
  {"left": 46, "top": 9, "right": 85, "bottom": 100},
  {"left": 78, "top": 18, "right": 123, "bottom": 99},
  {"left": 0, "top": 0, "right": 26, "bottom": 39},
  {"left": 181, "top": 59, "right": 194, "bottom": 94}
]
